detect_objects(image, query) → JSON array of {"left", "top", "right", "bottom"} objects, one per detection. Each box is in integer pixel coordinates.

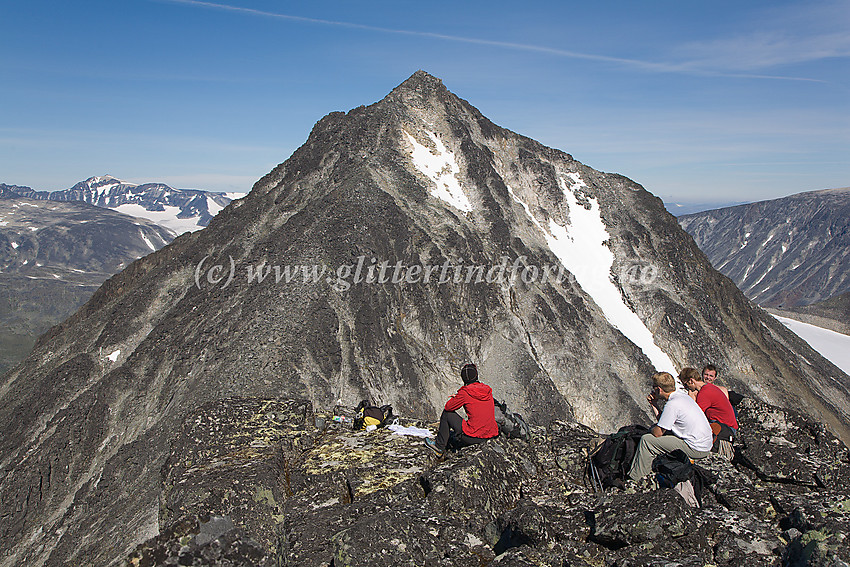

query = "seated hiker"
[
  {"left": 680, "top": 367, "right": 737, "bottom": 457},
  {"left": 628, "top": 371, "right": 713, "bottom": 480},
  {"left": 702, "top": 361, "right": 746, "bottom": 410},
  {"left": 680, "top": 368, "right": 737, "bottom": 431},
  {"left": 424, "top": 363, "right": 499, "bottom": 458},
  {"left": 701, "top": 364, "right": 729, "bottom": 398}
]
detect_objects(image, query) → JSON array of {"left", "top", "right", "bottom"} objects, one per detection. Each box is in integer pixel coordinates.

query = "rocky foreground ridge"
[{"left": 122, "top": 396, "right": 850, "bottom": 567}]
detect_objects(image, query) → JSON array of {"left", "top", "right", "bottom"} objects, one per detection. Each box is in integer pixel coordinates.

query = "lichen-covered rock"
[
  {"left": 159, "top": 399, "right": 313, "bottom": 555},
  {"left": 421, "top": 437, "right": 528, "bottom": 529},
  {"left": 697, "top": 452, "right": 779, "bottom": 519},
  {"left": 490, "top": 544, "right": 604, "bottom": 566},
  {"left": 735, "top": 398, "right": 850, "bottom": 489},
  {"left": 331, "top": 509, "right": 495, "bottom": 567},
  {"left": 544, "top": 419, "right": 600, "bottom": 488},
  {"left": 498, "top": 495, "right": 597, "bottom": 547},
  {"left": 774, "top": 492, "right": 850, "bottom": 567},
  {"left": 694, "top": 509, "right": 784, "bottom": 565},
  {"left": 125, "top": 395, "right": 850, "bottom": 567},
  {"left": 590, "top": 489, "right": 697, "bottom": 552},
  {"left": 782, "top": 527, "right": 849, "bottom": 567},
  {"left": 130, "top": 398, "right": 315, "bottom": 566},
  {"left": 127, "top": 514, "right": 275, "bottom": 567}
]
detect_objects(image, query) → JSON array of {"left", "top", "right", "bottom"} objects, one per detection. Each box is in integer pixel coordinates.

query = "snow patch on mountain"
[
  {"left": 404, "top": 130, "right": 472, "bottom": 213},
  {"left": 138, "top": 230, "right": 156, "bottom": 252},
  {"left": 115, "top": 204, "right": 201, "bottom": 235},
  {"left": 507, "top": 172, "right": 677, "bottom": 376},
  {"left": 206, "top": 195, "right": 225, "bottom": 217}
]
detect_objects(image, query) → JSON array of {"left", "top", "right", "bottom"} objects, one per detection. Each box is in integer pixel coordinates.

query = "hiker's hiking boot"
[{"left": 424, "top": 437, "right": 444, "bottom": 458}]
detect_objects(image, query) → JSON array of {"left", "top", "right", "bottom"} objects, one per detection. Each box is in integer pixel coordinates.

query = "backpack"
[
  {"left": 588, "top": 424, "right": 650, "bottom": 491},
  {"left": 652, "top": 450, "right": 715, "bottom": 507},
  {"left": 493, "top": 398, "right": 531, "bottom": 442},
  {"left": 652, "top": 449, "right": 694, "bottom": 487},
  {"left": 352, "top": 400, "right": 394, "bottom": 430}
]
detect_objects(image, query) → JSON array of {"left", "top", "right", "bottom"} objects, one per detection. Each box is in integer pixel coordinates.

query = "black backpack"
[
  {"left": 588, "top": 424, "right": 651, "bottom": 490},
  {"left": 352, "top": 400, "right": 394, "bottom": 430},
  {"left": 652, "top": 450, "right": 715, "bottom": 506},
  {"left": 652, "top": 449, "right": 694, "bottom": 487},
  {"left": 494, "top": 398, "right": 531, "bottom": 442}
]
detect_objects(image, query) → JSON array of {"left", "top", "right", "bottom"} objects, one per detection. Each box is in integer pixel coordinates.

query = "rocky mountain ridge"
[
  {"left": 0, "top": 71, "right": 848, "bottom": 565},
  {"left": 678, "top": 187, "right": 850, "bottom": 308},
  {"left": 1, "top": 176, "right": 234, "bottom": 235}
]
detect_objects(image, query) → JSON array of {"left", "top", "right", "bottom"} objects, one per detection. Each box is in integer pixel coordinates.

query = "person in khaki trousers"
[{"left": 628, "top": 371, "right": 713, "bottom": 480}]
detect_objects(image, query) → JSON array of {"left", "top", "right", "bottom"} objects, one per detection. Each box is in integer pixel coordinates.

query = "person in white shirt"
[{"left": 628, "top": 371, "right": 713, "bottom": 480}]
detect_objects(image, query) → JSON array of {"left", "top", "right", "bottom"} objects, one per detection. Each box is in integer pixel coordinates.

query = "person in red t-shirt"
[
  {"left": 679, "top": 368, "right": 738, "bottom": 430},
  {"left": 425, "top": 363, "right": 499, "bottom": 458},
  {"left": 701, "top": 364, "right": 729, "bottom": 399}
]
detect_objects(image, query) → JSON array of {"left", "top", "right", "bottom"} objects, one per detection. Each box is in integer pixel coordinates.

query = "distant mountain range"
[
  {"left": 679, "top": 187, "right": 850, "bottom": 309},
  {"left": 663, "top": 200, "right": 748, "bottom": 216},
  {"left": 0, "top": 176, "right": 239, "bottom": 373},
  {"left": 0, "top": 195, "right": 177, "bottom": 374},
  {"left": 1, "top": 175, "right": 237, "bottom": 235}
]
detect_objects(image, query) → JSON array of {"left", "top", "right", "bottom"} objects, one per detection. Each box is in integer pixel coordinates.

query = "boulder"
[{"left": 734, "top": 398, "right": 850, "bottom": 489}]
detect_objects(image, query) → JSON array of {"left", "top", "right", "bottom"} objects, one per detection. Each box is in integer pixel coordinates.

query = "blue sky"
[{"left": 2, "top": 0, "right": 848, "bottom": 209}]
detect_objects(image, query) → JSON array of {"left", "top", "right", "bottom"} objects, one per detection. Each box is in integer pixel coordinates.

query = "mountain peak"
[
  {"left": 85, "top": 174, "right": 123, "bottom": 184},
  {"left": 397, "top": 70, "right": 445, "bottom": 90},
  {"left": 384, "top": 70, "right": 453, "bottom": 107}
]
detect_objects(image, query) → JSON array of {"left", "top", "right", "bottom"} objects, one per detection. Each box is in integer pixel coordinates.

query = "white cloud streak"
[
  {"left": 676, "top": 0, "right": 850, "bottom": 72},
  {"left": 161, "top": 0, "right": 830, "bottom": 82},
  {"left": 679, "top": 31, "right": 850, "bottom": 71}
]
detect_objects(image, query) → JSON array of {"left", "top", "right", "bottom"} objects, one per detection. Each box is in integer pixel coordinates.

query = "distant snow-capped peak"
[{"left": 11, "top": 175, "right": 237, "bottom": 235}]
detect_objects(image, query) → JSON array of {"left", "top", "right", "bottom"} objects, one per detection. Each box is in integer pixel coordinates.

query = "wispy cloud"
[
  {"left": 679, "top": 31, "right": 850, "bottom": 71},
  {"left": 676, "top": 0, "right": 850, "bottom": 71},
  {"left": 161, "top": 0, "right": 826, "bottom": 82}
]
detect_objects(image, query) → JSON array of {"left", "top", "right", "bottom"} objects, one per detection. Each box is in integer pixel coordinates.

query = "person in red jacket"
[{"left": 425, "top": 363, "right": 499, "bottom": 458}]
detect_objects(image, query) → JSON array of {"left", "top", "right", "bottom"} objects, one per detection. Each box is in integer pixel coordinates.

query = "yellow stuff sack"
[{"left": 363, "top": 416, "right": 382, "bottom": 427}]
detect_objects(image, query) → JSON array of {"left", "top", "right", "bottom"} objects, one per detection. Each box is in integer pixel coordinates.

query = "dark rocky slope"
[
  {"left": 678, "top": 188, "right": 850, "bottom": 308},
  {"left": 1, "top": 72, "right": 848, "bottom": 565}
]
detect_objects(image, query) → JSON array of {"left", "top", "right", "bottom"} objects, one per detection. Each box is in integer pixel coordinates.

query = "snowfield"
[{"left": 774, "top": 315, "right": 850, "bottom": 376}]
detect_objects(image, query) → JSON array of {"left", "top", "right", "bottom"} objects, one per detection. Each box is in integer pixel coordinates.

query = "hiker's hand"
[
  {"left": 649, "top": 401, "right": 660, "bottom": 419},
  {"left": 647, "top": 390, "right": 661, "bottom": 418},
  {"left": 647, "top": 388, "right": 661, "bottom": 405}
]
